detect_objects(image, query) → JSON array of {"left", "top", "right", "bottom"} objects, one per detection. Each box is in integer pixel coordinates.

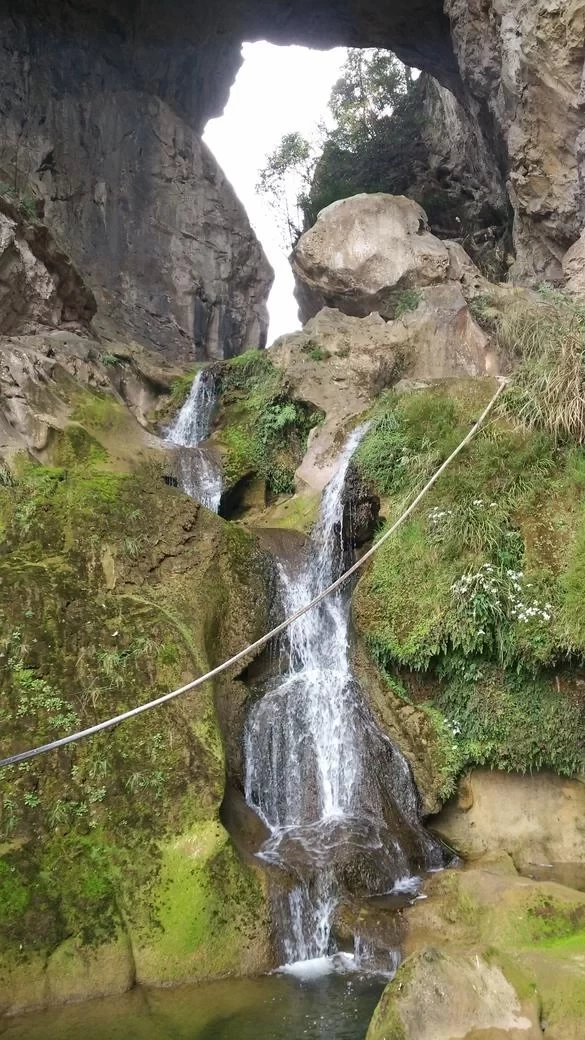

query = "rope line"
[{"left": 0, "top": 380, "right": 507, "bottom": 769}]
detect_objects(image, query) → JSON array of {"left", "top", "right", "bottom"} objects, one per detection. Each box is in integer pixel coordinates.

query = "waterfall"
[
  {"left": 244, "top": 425, "right": 445, "bottom": 973},
  {"left": 166, "top": 369, "right": 222, "bottom": 512}
]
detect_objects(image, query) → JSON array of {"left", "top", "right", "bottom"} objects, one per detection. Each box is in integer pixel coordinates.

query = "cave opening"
[
  {"left": 203, "top": 42, "right": 348, "bottom": 344},
  {"left": 202, "top": 38, "right": 512, "bottom": 353}
]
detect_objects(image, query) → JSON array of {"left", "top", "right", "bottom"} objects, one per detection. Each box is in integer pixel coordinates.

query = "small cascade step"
[{"left": 166, "top": 369, "right": 222, "bottom": 512}]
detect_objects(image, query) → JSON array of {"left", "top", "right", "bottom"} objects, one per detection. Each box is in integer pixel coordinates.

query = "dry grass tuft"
[{"left": 498, "top": 292, "right": 585, "bottom": 443}]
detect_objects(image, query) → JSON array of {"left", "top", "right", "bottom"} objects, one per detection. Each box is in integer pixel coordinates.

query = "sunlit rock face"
[{"left": 1, "top": 0, "right": 583, "bottom": 358}]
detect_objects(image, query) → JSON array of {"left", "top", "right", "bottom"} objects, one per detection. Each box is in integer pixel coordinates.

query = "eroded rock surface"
[
  {"left": 271, "top": 287, "right": 493, "bottom": 492},
  {"left": 563, "top": 228, "right": 585, "bottom": 294},
  {"left": 445, "top": 0, "right": 585, "bottom": 283},
  {"left": 0, "top": 362, "right": 275, "bottom": 1013},
  {"left": 432, "top": 769, "right": 585, "bottom": 889},
  {"left": 0, "top": 332, "right": 185, "bottom": 460},
  {"left": 0, "top": 198, "right": 95, "bottom": 336}
]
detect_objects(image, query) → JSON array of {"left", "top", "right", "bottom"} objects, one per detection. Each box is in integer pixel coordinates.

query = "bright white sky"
[{"left": 204, "top": 42, "right": 347, "bottom": 344}]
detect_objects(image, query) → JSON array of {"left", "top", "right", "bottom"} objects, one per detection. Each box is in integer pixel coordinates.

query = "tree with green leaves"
[
  {"left": 256, "top": 49, "right": 414, "bottom": 245},
  {"left": 256, "top": 131, "right": 317, "bottom": 246},
  {"left": 328, "top": 50, "right": 411, "bottom": 150}
]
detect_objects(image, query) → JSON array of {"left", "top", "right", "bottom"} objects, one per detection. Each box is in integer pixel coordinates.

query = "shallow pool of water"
[{"left": 0, "top": 971, "right": 385, "bottom": 1040}]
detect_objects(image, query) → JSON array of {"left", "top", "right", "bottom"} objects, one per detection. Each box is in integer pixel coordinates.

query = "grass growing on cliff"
[
  {"left": 499, "top": 291, "right": 585, "bottom": 443},
  {"left": 216, "top": 349, "right": 324, "bottom": 495},
  {"left": 354, "top": 379, "right": 585, "bottom": 783}
]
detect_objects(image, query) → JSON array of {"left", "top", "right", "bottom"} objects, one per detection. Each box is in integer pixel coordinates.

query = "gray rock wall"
[{"left": 0, "top": 4, "right": 272, "bottom": 360}]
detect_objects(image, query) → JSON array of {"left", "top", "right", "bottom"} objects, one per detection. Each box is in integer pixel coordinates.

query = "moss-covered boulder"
[
  {"left": 0, "top": 449, "right": 275, "bottom": 1013},
  {"left": 368, "top": 865, "right": 585, "bottom": 1040},
  {"left": 367, "top": 947, "right": 542, "bottom": 1040}
]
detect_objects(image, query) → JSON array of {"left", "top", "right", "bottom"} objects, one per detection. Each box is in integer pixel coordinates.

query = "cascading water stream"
[
  {"left": 244, "top": 426, "right": 445, "bottom": 974},
  {"left": 165, "top": 369, "right": 222, "bottom": 512}
]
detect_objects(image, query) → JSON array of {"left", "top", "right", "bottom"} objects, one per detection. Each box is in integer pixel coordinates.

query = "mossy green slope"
[
  {"left": 353, "top": 378, "right": 585, "bottom": 797},
  {"left": 0, "top": 444, "right": 273, "bottom": 1012}
]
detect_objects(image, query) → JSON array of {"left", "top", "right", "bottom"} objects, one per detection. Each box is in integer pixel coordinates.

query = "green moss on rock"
[
  {"left": 369, "top": 867, "right": 585, "bottom": 1040},
  {"left": 0, "top": 449, "right": 274, "bottom": 1013},
  {"left": 133, "top": 821, "right": 270, "bottom": 985},
  {"left": 214, "top": 350, "right": 324, "bottom": 498}
]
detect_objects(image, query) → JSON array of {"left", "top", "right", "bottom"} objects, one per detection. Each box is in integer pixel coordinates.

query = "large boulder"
[
  {"left": 292, "top": 194, "right": 451, "bottom": 324},
  {"left": 432, "top": 769, "right": 585, "bottom": 890},
  {"left": 368, "top": 864, "right": 585, "bottom": 1040},
  {"left": 367, "top": 947, "right": 542, "bottom": 1040}
]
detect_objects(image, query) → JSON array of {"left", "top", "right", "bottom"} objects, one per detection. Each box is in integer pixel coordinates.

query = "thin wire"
[{"left": 0, "top": 380, "right": 507, "bottom": 769}]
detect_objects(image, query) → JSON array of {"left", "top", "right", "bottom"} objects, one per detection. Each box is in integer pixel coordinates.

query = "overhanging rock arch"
[{"left": 1, "top": 0, "right": 583, "bottom": 358}]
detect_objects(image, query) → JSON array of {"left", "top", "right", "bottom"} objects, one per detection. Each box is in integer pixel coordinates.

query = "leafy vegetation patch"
[
  {"left": 215, "top": 350, "right": 324, "bottom": 496},
  {"left": 353, "top": 379, "right": 585, "bottom": 786}
]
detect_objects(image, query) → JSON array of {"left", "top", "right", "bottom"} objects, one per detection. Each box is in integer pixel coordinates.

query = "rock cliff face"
[
  {"left": 445, "top": 0, "right": 585, "bottom": 283},
  {"left": 0, "top": 4, "right": 273, "bottom": 361},
  {"left": 1, "top": 0, "right": 583, "bottom": 336}
]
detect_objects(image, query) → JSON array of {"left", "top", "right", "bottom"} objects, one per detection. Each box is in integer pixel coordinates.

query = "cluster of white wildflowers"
[
  {"left": 451, "top": 563, "right": 500, "bottom": 599},
  {"left": 445, "top": 719, "right": 461, "bottom": 738},
  {"left": 451, "top": 564, "right": 553, "bottom": 626},
  {"left": 471, "top": 498, "right": 498, "bottom": 509},
  {"left": 428, "top": 506, "right": 454, "bottom": 529},
  {"left": 502, "top": 568, "right": 553, "bottom": 623},
  {"left": 428, "top": 498, "right": 499, "bottom": 535}
]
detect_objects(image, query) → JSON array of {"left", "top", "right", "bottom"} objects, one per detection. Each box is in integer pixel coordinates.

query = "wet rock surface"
[
  {"left": 341, "top": 463, "right": 380, "bottom": 548},
  {"left": 375, "top": 863, "right": 585, "bottom": 1040}
]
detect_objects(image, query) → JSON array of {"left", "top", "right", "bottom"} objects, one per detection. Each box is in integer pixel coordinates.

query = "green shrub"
[
  {"left": 436, "top": 667, "right": 584, "bottom": 777},
  {"left": 354, "top": 379, "right": 585, "bottom": 782},
  {"left": 216, "top": 352, "right": 323, "bottom": 495},
  {"left": 101, "top": 353, "right": 123, "bottom": 367},
  {"left": 392, "top": 288, "right": 422, "bottom": 318}
]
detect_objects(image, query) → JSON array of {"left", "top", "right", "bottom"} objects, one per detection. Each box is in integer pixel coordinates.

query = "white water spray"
[
  {"left": 166, "top": 369, "right": 222, "bottom": 512},
  {"left": 244, "top": 426, "right": 444, "bottom": 972}
]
